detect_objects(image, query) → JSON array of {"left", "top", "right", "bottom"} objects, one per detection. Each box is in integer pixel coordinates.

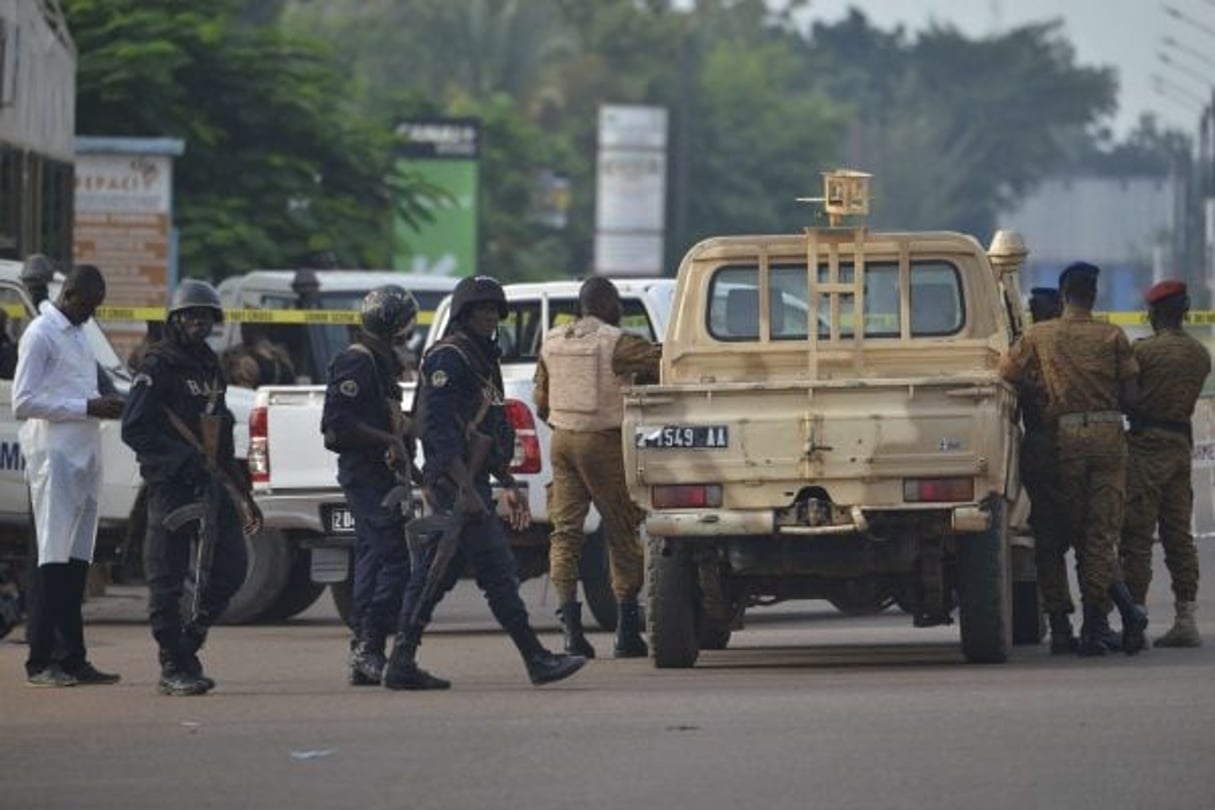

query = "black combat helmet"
[
  {"left": 167, "top": 279, "right": 224, "bottom": 323},
  {"left": 450, "top": 275, "right": 508, "bottom": 321},
  {"left": 360, "top": 284, "right": 419, "bottom": 338},
  {"left": 20, "top": 254, "right": 55, "bottom": 286}
]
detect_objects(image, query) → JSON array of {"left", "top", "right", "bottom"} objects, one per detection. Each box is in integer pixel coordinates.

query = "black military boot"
[
  {"left": 1047, "top": 612, "right": 1079, "bottom": 655},
  {"left": 614, "top": 599, "right": 648, "bottom": 659},
  {"left": 383, "top": 630, "right": 451, "bottom": 691},
  {"left": 525, "top": 650, "right": 587, "bottom": 686},
  {"left": 1077, "top": 603, "right": 1112, "bottom": 657},
  {"left": 557, "top": 601, "right": 596, "bottom": 658},
  {"left": 349, "top": 633, "right": 387, "bottom": 686},
  {"left": 1108, "top": 582, "right": 1148, "bottom": 656},
  {"left": 157, "top": 648, "right": 209, "bottom": 697},
  {"left": 181, "top": 624, "right": 216, "bottom": 692}
]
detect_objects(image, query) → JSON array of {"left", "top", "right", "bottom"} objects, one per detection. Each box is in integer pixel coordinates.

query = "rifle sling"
[{"left": 161, "top": 407, "right": 249, "bottom": 510}]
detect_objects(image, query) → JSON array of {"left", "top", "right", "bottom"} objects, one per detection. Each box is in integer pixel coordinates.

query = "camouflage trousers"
[
  {"left": 1121, "top": 429, "right": 1199, "bottom": 603},
  {"left": 548, "top": 428, "right": 645, "bottom": 604},
  {"left": 1021, "top": 428, "right": 1073, "bottom": 614},
  {"left": 1057, "top": 423, "right": 1126, "bottom": 606}
]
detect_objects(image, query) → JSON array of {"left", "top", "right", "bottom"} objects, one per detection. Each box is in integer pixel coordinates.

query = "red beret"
[{"left": 1144, "top": 280, "right": 1187, "bottom": 305}]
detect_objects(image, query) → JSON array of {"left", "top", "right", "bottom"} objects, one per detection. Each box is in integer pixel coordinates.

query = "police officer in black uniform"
[
  {"left": 122, "top": 280, "right": 262, "bottom": 696},
  {"left": 383, "top": 275, "right": 587, "bottom": 690},
  {"left": 320, "top": 285, "right": 419, "bottom": 686}
]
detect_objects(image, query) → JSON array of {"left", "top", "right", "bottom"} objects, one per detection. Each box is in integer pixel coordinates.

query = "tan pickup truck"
[{"left": 623, "top": 171, "right": 1035, "bottom": 667}]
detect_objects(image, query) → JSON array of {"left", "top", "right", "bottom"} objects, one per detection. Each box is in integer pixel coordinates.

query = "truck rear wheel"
[
  {"left": 259, "top": 546, "right": 327, "bottom": 622},
  {"left": 647, "top": 537, "right": 700, "bottom": 668},
  {"left": 1011, "top": 581, "right": 1043, "bottom": 645},
  {"left": 580, "top": 529, "right": 617, "bottom": 632},
  {"left": 331, "top": 579, "right": 354, "bottom": 629},
  {"left": 955, "top": 499, "right": 1012, "bottom": 664},
  {"left": 216, "top": 528, "right": 292, "bottom": 624}
]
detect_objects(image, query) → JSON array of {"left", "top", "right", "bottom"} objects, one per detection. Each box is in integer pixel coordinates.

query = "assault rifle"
[
  {"left": 162, "top": 409, "right": 263, "bottom": 623},
  {"left": 380, "top": 410, "right": 425, "bottom": 515},
  {"left": 403, "top": 428, "right": 494, "bottom": 632}
]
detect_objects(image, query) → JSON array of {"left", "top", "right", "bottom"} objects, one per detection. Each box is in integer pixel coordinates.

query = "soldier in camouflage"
[
  {"left": 534, "top": 277, "right": 661, "bottom": 659},
  {"left": 1000, "top": 262, "right": 1147, "bottom": 656},
  {"left": 1121, "top": 280, "right": 1210, "bottom": 647},
  {"left": 1014, "top": 287, "right": 1077, "bottom": 653}
]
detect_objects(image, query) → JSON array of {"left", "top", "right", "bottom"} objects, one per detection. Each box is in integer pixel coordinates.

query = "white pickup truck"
[
  {"left": 247, "top": 278, "right": 675, "bottom": 630},
  {"left": 207, "top": 269, "right": 458, "bottom": 622}
]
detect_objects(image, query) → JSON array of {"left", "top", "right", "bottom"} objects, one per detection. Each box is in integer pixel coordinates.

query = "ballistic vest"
[{"left": 543, "top": 316, "right": 626, "bottom": 431}]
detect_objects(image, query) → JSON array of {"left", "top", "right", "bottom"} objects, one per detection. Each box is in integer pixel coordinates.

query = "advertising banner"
[{"left": 393, "top": 118, "right": 480, "bottom": 277}]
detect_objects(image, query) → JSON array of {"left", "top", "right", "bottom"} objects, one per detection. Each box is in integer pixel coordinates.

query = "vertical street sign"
[{"left": 595, "top": 105, "right": 668, "bottom": 277}]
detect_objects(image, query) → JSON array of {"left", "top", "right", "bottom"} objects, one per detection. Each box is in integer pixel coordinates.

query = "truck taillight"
[
  {"left": 903, "top": 477, "right": 973, "bottom": 503},
  {"left": 248, "top": 405, "right": 269, "bottom": 485},
  {"left": 652, "top": 484, "right": 722, "bottom": 510},
  {"left": 504, "top": 399, "right": 541, "bottom": 474}
]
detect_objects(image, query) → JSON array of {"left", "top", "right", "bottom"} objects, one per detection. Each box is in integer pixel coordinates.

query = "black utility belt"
[
  {"left": 1129, "top": 417, "right": 1192, "bottom": 440},
  {"left": 1057, "top": 411, "right": 1123, "bottom": 427}
]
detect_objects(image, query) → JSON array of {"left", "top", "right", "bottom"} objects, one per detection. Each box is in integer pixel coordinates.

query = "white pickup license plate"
[
  {"left": 636, "top": 425, "right": 729, "bottom": 449},
  {"left": 323, "top": 505, "right": 356, "bottom": 535}
]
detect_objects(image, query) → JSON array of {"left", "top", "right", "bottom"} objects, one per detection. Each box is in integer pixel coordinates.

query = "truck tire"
[
  {"left": 215, "top": 528, "right": 293, "bottom": 625},
  {"left": 647, "top": 537, "right": 700, "bottom": 668},
  {"left": 259, "top": 545, "right": 327, "bottom": 622},
  {"left": 331, "top": 580, "right": 355, "bottom": 629},
  {"left": 955, "top": 499, "right": 1012, "bottom": 664},
  {"left": 1011, "top": 580, "right": 1043, "bottom": 645},
  {"left": 580, "top": 529, "right": 618, "bottom": 632},
  {"left": 699, "top": 621, "right": 732, "bottom": 650}
]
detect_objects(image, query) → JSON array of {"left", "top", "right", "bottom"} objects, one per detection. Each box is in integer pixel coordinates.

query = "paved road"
[{"left": 3, "top": 542, "right": 1214, "bottom": 810}]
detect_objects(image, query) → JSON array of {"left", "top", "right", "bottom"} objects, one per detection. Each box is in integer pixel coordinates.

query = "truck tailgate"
[
  {"left": 263, "top": 387, "right": 336, "bottom": 491},
  {"left": 624, "top": 376, "right": 1017, "bottom": 508}
]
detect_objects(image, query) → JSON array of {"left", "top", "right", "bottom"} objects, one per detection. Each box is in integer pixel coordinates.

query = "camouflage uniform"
[
  {"left": 1121, "top": 328, "right": 1210, "bottom": 604},
  {"left": 1001, "top": 306, "right": 1138, "bottom": 607},
  {"left": 221, "top": 339, "right": 295, "bottom": 388},
  {"left": 1017, "top": 373, "right": 1071, "bottom": 615},
  {"left": 536, "top": 329, "right": 659, "bottom": 604}
]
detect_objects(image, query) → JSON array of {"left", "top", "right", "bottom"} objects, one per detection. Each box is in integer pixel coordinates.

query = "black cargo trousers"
[{"left": 144, "top": 480, "right": 248, "bottom": 651}]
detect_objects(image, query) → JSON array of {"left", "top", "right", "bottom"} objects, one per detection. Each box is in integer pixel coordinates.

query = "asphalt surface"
[{"left": 2, "top": 542, "right": 1214, "bottom": 810}]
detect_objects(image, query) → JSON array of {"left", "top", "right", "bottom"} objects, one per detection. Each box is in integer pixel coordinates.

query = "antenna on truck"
[{"left": 797, "top": 169, "right": 871, "bottom": 228}]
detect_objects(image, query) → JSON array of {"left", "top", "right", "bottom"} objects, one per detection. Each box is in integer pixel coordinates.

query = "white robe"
[{"left": 12, "top": 304, "right": 102, "bottom": 565}]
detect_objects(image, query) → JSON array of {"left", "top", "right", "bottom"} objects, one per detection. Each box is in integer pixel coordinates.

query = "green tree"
[
  {"left": 66, "top": 0, "right": 441, "bottom": 277},
  {"left": 805, "top": 14, "right": 1118, "bottom": 237}
]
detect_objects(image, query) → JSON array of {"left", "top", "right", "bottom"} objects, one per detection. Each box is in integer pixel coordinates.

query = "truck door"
[{"left": 0, "top": 283, "right": 34, "bottom": 521}]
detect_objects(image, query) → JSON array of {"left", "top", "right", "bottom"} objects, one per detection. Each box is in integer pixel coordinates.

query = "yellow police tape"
[
  {"left": 0, "top": 303, "right": 1206, "bottom": 329},
  {"left": 0, "top": 304, "right": 433, "bottom": 325}
]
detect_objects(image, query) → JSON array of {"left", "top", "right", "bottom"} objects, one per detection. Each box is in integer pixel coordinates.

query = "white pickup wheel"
[{"left": 214, "top": 528, "right": 293, "bottom": 624}]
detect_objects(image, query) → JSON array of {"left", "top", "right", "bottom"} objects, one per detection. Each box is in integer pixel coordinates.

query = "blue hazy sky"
[{"left": 795, "top": 0, "right": 1215, "bottom": 139}]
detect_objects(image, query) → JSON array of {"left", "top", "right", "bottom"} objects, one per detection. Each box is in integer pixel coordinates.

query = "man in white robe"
[{"left": 14, "top": 264, "right": 125, "bottom": 686}]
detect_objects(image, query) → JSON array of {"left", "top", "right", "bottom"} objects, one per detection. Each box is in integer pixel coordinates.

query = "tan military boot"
[{"left": 1154, "top": 601, "right": 1201, "bottom": 648}]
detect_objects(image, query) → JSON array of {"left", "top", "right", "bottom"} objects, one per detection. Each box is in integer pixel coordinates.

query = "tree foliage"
[
  {"left": 68, "top": 0, "right": 1164, "bottom": 281},
  {"left": 65, "top": 0, "right": 442, "bottom": 277}
]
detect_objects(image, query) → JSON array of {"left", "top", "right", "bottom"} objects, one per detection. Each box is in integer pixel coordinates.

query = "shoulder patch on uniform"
[
  {"left": 430, "top": 369, "right": 448, "bottom": 388},
  {"left": 339, "top": 379, "right": 359, "bottom": 397},
  {"left": 133, "top": 373, "right": 153, "bottom": 388}
]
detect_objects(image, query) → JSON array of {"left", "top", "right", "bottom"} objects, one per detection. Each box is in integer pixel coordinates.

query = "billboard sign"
[
  {"left": 594, "top": 105, "right": 668, "bottom": 277},
  {"left": 393, "top": 118, "right": 480, "bottom": 277}
]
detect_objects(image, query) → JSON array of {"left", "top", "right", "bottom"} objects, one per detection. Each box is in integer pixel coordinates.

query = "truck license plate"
[
  {"left": 323, "top": 505, "right": 356, "bottom": 534},
  {"left": 636, "top": 425, "right": 729, "bottom": 449}
]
